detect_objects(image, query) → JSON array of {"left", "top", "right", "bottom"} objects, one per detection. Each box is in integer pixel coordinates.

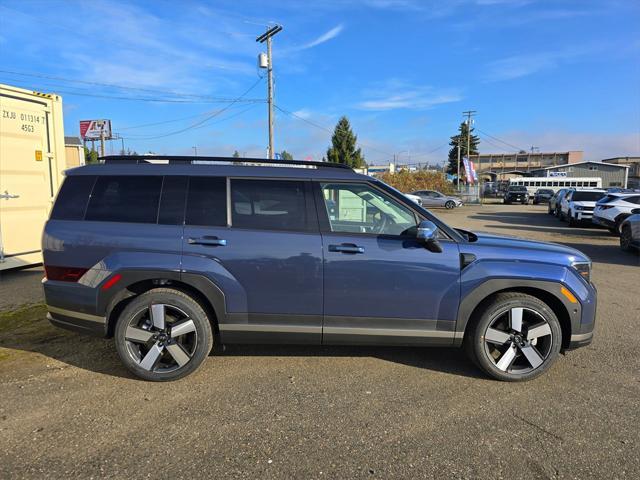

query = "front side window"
[
  {"left": 320, "top": 183, "right": 416, "bottom": 236},
  {"left": 231, "top": 179, "right": 309, "bottom": 231}
]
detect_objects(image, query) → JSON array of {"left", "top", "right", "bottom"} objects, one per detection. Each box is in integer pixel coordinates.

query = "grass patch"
[{"left": 0, "top": 304, "right": 48, "bottom": 335}]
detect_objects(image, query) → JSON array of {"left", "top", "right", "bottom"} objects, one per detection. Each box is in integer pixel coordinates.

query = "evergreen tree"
[
  {"left": 446, "top": 121, "right": 480, "bottom": 176},
  {"left": 280, "top": 150, "right": 293, "bottom": 160},
  {"left": 326, "top": 116, "right": 365, "bottom": 168},
  {"left": 232, "top": 150, "right": 241, "bottom": 158},
  {"left": 83, "top": 146, "right": 99, "bottom": 164}
]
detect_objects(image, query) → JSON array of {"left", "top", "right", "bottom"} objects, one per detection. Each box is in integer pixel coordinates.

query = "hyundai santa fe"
[{"left": 42, "top": 156, "right": 597, "bottom": 382}]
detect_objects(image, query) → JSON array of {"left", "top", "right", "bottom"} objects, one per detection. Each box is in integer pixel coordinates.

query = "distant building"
[
  {"left": 601, "top": 157, "right": 640, "bottom": 189},
  {"left": 469, "top": 151, "right": 583, "bottom": 181},
  {"left": 530, "top": 161, "right": 629, "bottom": 188},
  {"left": 64, "top": 136, "right": 85, "bottom": 168}
]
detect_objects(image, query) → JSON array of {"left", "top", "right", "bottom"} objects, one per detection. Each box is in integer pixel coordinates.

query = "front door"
[
  {"left": 182, "top": 177, "right": 323, "bottom": 344},
  {"left": 317, "top": 182, "right": 460, "bottom": 345}
]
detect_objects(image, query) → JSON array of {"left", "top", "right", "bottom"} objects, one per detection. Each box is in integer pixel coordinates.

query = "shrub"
[{"left": 376, "top": 170, "right": 454, "bottom": 194}]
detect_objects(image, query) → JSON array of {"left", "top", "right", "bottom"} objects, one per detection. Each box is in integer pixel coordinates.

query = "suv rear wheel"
[
  {"left": 114, "top": 288, "right": 213, "bottom": 381},
  {"left": 464, "top": 292, "right": 562, "bottom": 381}
]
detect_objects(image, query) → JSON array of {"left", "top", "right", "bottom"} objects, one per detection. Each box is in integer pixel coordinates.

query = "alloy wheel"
[
  {"left": 124, "top": 303, "right": 198, "bottom": 373},
  {"left": 483, "top": 306, "right": 553, "bottom": 375}
]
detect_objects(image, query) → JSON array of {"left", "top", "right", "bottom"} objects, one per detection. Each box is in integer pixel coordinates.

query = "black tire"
[
  {"left": 445, "top": 200, "right": 455, "bottom": 209},
  {"left": 620, "top": 224, "right": 634, "bottom": 252},
  {"left": 555, "top": 207, "right": 561, "bottom": 218},
  {"left": 568, "top": 211, "right": 576, "bottom": 227},
  {"left": 114, "top": 288, "right": 214, "bottom": 381},
  {"left": 464, "top": 292, "right": 562, "bottom": 382},
  {"left": 608, "top": 227, "right": 618, "bottom": 236},
  {"left": 504, "top": 200, "right": 510, "bottom": 205}
]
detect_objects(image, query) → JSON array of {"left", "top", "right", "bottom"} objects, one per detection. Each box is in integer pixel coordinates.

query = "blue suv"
[{"left": 42, "top": 156, "right": 596, "bottom": 382}]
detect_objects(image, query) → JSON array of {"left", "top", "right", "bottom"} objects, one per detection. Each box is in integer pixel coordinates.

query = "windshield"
[
  {"left": 508, "top": 186, "right": 527, "bottom": 192},
  {"left": 537, "top": 189, "right": 553, "bottom": 194},
  {"left": 572, "top": 191, "right": 605, "bottom": 202}
]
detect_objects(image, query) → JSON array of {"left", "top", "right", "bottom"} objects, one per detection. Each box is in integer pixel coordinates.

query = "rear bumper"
[
  {"left": 43, "top": 279, "right": 107, "bottom": 337},
  {"left": 592, "top": 215, "right": 615, "bottom": 228}
]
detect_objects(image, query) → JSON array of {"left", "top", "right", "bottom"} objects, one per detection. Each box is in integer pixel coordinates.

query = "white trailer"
[{"left": 0, "top": 83, "right": 66, "bottom": 270}]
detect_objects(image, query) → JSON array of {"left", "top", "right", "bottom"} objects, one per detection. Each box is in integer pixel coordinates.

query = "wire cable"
[{"left": 125, "top": 78, "right": 264, "bottom": 140}]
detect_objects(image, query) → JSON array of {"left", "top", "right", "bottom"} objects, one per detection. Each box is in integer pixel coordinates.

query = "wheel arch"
[
  {"left": 456, "top": 280, "right": 577, "bottom": 350},
  {"left": 103, "top": 272, "right": 227, "bottom": 339}
]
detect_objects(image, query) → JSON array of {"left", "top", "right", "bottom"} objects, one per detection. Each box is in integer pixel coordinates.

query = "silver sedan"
[{"left": 411, "top": 190, "right": 463, "bottom": 209}]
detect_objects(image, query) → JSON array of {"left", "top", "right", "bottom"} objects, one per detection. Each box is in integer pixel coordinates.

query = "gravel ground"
[{"left": 0, "top": 204, "right": 638, "bottom": 479}]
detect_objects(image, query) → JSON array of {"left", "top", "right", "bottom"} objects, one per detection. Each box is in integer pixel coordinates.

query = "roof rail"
[{"left": 99, "top": 155, "right": 352, "bottom": 170}]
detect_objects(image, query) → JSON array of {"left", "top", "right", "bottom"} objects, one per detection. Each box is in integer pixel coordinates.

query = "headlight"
[{"left": 571, "top": 261, "right": 591, "bottom": 283}]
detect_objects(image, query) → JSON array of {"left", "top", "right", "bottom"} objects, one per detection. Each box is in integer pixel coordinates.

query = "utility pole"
[
  {"left": 193, "top": 146, "right": 198, "bottom": 156},
  {"left": 457, "top": 144, "right": 461, "bottom": 192},
  {"left": 100, "top": 130, "right": 105, "bottom": 157},
  {"left": 256, "top": 25, "right": 283, "bottom": 160}
]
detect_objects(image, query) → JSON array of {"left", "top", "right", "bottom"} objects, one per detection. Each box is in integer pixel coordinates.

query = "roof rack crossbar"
[{"left": 99, "top": 155, "right": 352, "bottom": 170}]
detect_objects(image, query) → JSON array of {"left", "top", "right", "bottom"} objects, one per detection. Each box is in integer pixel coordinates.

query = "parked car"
[
  {"left": 410, "top": 190, "right": 462, "bottom": 209},
  {"left": 560, "top": 189, "right": 607, "bottom": 227},
  {"left": 592, "top": 193, "right": 640, "bottom": 235},
  {"left": 404, "top": 193, "right": 423, "bottom": 206},
  {"left": 548, "top": 188, "right": 569, "bottom": 216},
  {"left": 533, "top": 189, "right": 554, "bottom": 205},
  {"left": 503, "top": 185, "right": 529, "bottom": 204},
  {"left": 619, "top": 213, "right": 640, "bottom": 252},
  {"left": 43, "top": 156, "right": 596, "bottom": 382}
]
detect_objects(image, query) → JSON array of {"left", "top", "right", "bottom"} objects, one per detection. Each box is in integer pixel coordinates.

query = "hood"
[{"left": 465, "top": 231, "right": 590, "bottom": 266}]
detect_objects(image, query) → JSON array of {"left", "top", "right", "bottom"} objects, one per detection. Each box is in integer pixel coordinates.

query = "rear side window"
[
  {"left": 185, "top": 177, "right": 227, "bottom": 226},
  {"left": 85, "top": 176, "right": 163, "bottom": 223},
  {"left": 231, "top": 179, "right": 309, "bottom": 231},
  {"left": 158, "top": 176, "right": 188, "bottom": 225},
  {"left": 50, "top": 176, "right": 96, "bottom": 220}
]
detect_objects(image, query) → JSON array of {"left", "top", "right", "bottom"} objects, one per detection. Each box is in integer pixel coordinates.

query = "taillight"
[{"left": 44, "top": 265, "right": 89, "bottom": 282}]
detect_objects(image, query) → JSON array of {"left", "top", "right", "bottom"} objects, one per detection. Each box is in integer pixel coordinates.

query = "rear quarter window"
[{"left": 50, "top": 176, "right": 96, "bottom": 220}]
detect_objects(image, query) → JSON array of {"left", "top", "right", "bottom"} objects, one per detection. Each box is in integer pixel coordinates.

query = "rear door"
[{"left": 182, "top": 177, "right": 323, "bottom": 344}]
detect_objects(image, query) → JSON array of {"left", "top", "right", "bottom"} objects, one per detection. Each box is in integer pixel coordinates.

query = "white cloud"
[
  {"left": 356, "top": 80, "right": 462, "bottom": 111},
  {"left": 295, "top": 24, "right": 344, "bottom": 50},
  {"left": 483, "top": 46, "right": 600, "bottom": 82}
]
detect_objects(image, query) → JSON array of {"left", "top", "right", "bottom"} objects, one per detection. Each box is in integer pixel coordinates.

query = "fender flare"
[{"left": 453, "top": 278, "right": 582, "bottom": 346}]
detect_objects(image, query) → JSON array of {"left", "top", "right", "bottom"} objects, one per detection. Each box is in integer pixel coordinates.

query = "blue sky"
[{"left": 1, "top": 0, "right": 638, "bottom": 165}]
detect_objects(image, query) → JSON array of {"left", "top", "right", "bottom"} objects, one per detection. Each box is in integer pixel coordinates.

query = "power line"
[
  {"left": 122, "top": 103, "right": 260, "bottom": 139},
  {"left": 475, "top": 128, "right": 526, "bottom": 152},
  {"left": 274, "top": 105, "right": 397, "bottom": 158},
  {"left": 123, "top": 78, "right": 264, "bottom": 140},
  {"left": 0, "top": 69, "right": 263, "bottom": 103}
]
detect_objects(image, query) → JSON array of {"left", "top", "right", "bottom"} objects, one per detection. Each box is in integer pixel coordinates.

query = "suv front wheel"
[
  {"left": 114, "top": 288, "right": 214, "bottom": 381},
  {"left": 464, "top": 292, "right": 562, "bottom": 381}
]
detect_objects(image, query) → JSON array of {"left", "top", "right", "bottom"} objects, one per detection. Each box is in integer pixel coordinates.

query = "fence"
[{"left": 456, "top": 184, "right": 481, "bottom": 204}]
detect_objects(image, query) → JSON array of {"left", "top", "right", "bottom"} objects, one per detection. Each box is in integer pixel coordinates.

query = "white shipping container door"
[{"left": 0, "top": 91, "right": 58, "bottom": 268}]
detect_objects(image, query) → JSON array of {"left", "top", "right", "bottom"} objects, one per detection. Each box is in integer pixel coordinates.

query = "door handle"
[
  {"left": 329, "top": 244, "right": 365, "bottom": 254},
  {"left": 188, "top": 236, "right": 227, "bottom": 247}
]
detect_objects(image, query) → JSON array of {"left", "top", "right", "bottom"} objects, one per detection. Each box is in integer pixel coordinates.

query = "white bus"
[{"left": 509, "top": 177, "right": 602, "bottom": 195}]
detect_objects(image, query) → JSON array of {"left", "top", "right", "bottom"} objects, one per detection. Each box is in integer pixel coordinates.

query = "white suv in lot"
[
  {"left": 592, "top": 193, "right": 640, "bottom": 234},
  {"left": 560, "top": 189, "right": 607, "bottom": 227}
]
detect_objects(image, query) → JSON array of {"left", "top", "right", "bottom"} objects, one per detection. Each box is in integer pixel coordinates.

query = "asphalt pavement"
[{"left": 0, "top": 204, "right": 638, "bottom": 479}]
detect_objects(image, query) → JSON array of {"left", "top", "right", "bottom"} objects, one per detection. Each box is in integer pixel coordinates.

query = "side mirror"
[{"left": 416, "top": 220, "right": 442, "bottom": 253}]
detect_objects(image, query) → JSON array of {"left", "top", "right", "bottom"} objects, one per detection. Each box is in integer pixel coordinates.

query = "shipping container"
[{"left": 0, "top": 83, "right": 66, "bottom": 270}]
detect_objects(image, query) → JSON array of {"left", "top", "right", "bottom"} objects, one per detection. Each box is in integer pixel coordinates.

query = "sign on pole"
[{"left": 80, "top": 119, "right": 112, "bottom": 140}]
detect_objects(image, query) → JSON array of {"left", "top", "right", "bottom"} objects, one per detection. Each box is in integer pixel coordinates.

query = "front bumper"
[{"left": 573, "top": 210, "right": 595, "bottom": 221}]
